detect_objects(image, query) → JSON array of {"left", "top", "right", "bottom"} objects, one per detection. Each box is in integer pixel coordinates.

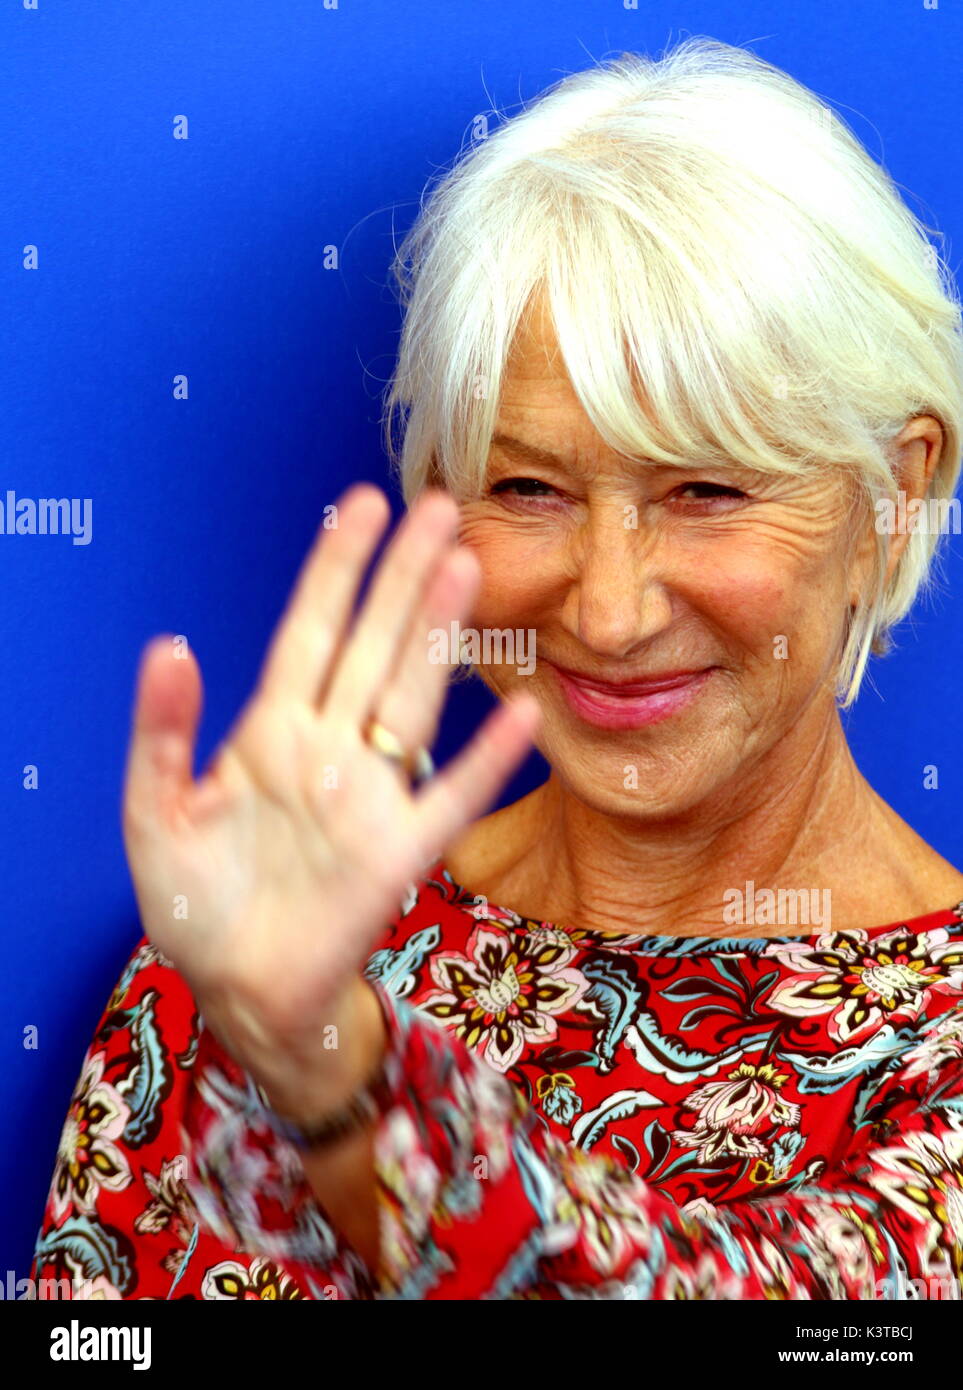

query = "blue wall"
[{"left": 3, "top": 0, "right": 961, "bottom": 1278}]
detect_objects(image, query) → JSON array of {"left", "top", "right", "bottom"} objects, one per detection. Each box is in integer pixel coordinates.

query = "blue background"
[{"left": 2, "top": 0, "right": 960, "bottom": 1280}]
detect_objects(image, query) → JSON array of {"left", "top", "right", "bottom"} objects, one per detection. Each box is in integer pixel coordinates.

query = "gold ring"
[{"left": 365, "top": 718, "right": 435, "bottom": 786}]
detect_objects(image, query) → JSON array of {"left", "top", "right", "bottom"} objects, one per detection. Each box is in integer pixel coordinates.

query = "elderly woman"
[{"left": 32, "top": 38, "right": 963, "bottom": 1301}]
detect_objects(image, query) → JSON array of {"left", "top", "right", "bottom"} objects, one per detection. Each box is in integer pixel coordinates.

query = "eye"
[
  {"left": 673, "top": 482, "right": 748, "bottom": 506},
  {"left": 490, "top": 476, "right": 558, "bottom": 499}
]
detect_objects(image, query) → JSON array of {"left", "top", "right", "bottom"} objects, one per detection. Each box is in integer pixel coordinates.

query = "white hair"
[{"left": 382, "top": 36, "right": 963, "bottom": 706}]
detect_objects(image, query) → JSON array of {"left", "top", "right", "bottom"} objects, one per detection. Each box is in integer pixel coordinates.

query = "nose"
[{"left": 559, "top": 504, "right": 674, "bottom": 658}]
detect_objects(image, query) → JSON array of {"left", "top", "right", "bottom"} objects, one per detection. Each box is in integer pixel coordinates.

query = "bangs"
[{"left": 417, "top": 162, "right": 897, "bottom": 502}]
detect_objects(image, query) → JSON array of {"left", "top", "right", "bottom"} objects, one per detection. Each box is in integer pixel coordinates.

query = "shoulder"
[
  {"left": 81, "top": 935, "right": 202, "bottom": 1140},
  {"left": 52, "top": 934, "right": 203, "bottom": 1196},
  {"left": 877, "top": 812, "right": 963, "bottom": 918},
  {"left": 97, "top": 936, "right": 200, "bottom": 1056}
]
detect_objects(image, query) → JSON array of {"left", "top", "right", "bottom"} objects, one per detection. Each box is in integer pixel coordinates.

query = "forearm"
[
  {"left": 257, "top": 976, "right": 387, "bottom": 1276},
  {"left": 299, "top": 1120, "right": 380, "bottom": 1272}
]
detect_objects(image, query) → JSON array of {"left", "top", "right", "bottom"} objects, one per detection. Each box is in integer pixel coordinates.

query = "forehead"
[
  {"left": 497, "top": 290, "right": 652, "bottom": 444},
  {"left": 498, "top": 293, "right": 597, "bottom": 434}
]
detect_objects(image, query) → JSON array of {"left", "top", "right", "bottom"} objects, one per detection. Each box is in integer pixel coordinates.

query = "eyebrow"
[
  {"left": 490, "top": 430, "right": 759, "bottom": 481},
  {"left": 491, "top": 430, "right": 660, "bottom": 472},
  {"left": 491, "top": 432, "right": 568, "bottom": 467}
]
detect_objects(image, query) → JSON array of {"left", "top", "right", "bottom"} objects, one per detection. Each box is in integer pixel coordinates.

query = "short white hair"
[{"left": 382, "top": 36, "right": 963, "bottom": 706}]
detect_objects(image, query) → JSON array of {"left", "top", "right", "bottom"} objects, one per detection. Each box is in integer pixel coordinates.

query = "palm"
[{"left": 121, "top": 484, "right": 539, "bottom": 1078}]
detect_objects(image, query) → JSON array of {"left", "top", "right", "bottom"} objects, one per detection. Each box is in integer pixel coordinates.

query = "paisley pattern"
[{"left": 30, "top": 864, "right": 963, "bottom": 1299}]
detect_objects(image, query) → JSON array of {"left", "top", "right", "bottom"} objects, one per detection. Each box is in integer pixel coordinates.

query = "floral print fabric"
[{"left": 30, "top": 863, "right": 963, "bottom": 1299}]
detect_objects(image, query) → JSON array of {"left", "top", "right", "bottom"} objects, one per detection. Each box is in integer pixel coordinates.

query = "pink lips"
[{"left": 550, "top": 664, "right": 714, "bottom": 729}]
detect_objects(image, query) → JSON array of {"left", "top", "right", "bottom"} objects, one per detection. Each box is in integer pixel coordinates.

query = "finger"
[
  {"left": 256, "top": 483, "right": 392, "bottom": 705},
  {"left": 372, "top": 543, "right": 482, "bottom": 755},
  {"left": 323, "top": 488, "right": 461, "bottom": 726},
  {"left": 122, "top": 635, "right": 204, "bottom": 840},
  {"left": 410, "top": 692, "right": 542, "bottom": 862}
]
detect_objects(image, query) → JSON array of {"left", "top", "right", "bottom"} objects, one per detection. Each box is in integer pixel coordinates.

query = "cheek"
[
  {"left": 459, "top": 520, "right": 561, "bottom": 624},
  {"left": 703, "top": 546, "right": 845, "bottom": 671},
  {"left": 710, "top": 565, "right": 789, "bottom": 634},
  {"left": 608, "top": 521, "right": 798, "bottom": 640}
]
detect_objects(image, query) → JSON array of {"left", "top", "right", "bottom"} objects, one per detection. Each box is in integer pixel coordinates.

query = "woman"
[{"left": 31, "top": 37, "right": 963, "bottom": 1300}]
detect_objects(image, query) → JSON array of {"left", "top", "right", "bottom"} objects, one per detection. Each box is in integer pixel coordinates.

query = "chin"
[{"left": 546, "top": 738, "right": 725, "bottom": 820}]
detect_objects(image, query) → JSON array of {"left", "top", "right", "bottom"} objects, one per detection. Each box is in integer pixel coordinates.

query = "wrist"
[{"left": 256, "top": 976, "right": 387, "bottom": 1130}]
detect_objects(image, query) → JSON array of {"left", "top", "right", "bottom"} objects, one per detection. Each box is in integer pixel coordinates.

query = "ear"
[{"left": 848, "top": 414, "right": 944, "bottom": 604}]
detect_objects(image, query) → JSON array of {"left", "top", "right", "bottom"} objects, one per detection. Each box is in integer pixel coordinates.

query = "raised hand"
[{"left": 120, "top": 483, "right": 540, "bottom": 1115}]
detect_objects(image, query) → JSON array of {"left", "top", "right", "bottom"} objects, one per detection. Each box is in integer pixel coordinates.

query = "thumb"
[{"left": 122, "top": 635, "right": 204, "bottom": 840}]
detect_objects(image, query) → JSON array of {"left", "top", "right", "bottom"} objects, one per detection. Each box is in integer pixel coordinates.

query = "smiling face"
[{"left": 456, "top": 295, "right": 874, "bottom": 821}]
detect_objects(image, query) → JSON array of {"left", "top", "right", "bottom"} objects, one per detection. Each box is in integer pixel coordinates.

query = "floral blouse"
[{"left": 30, "top": 862, "right": 963, "bottom": 1299}]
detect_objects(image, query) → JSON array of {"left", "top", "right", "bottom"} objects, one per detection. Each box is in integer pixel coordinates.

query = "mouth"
[{"left": 548, "top": 663, "right": 715, "bottom": 729}]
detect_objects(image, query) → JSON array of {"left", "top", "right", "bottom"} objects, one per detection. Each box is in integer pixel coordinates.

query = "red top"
[{"left": 30, "top": 862, "right": 963, "bottom": 1299}]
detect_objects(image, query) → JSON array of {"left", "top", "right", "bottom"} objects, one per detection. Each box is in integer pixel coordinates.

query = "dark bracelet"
[{"left": 255, "top": 1054, "right": 393, "bottom": 1152}]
